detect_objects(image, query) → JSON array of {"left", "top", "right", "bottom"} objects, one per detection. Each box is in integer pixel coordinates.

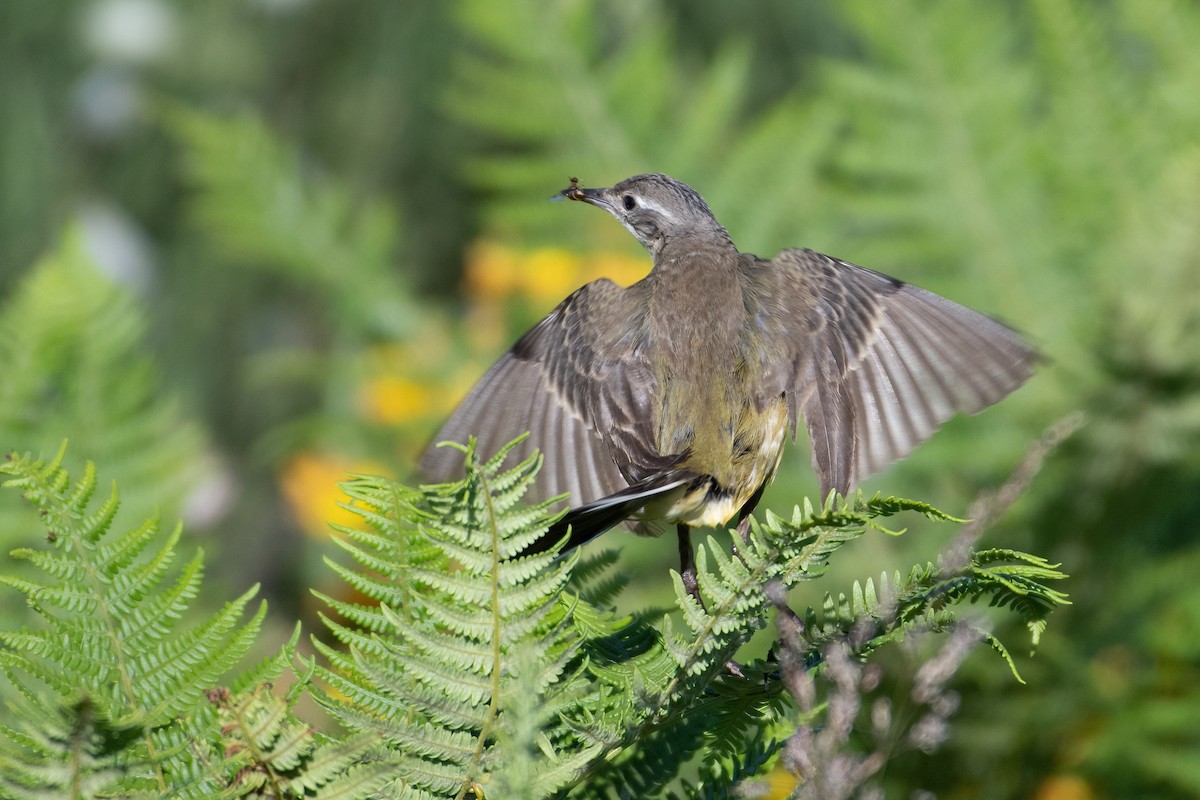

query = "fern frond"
[
  {"left": 308, "top": 435, "right": 1068, "bottom": 797},
  {"left": 160, "top": 105, "right": 415, "bottom": 339},
  {"left": 796, "top": 548, "right": 1069, "bottom": 683},
  {"left": 0, "top": 695, "right": 152, "bottom": 799},
  {"left": 575, "top": 713, "right": 710, "bottom": 800},
  {"left": 0, "top": 230, "right": 208, "bottom": 550},
  {"left": 686, "top": 729, "right": 784, "bottom": 800},
  {"left": 573, "top": 491, "right": 1069, "bottom": 792},
  {"left": 566, "top": 494, "right": 928, "bottom": 794},
  {"left": 0, "top": 447, "right": 264, "bottom": 793},
  {"left": 566, "top": 548, "right": 628, "bottom": 608},
  {"left": 655, "top": 493, "right": 931, "bottom": 685},
  {"left": 692, "top": 663, "right": 789, "bottom": 772},
  {"left": 207, "top": 678, "right": 392, "bottom": 800},
  {"left": 314, "top": 438, "right": 599, "bottom": 798}
]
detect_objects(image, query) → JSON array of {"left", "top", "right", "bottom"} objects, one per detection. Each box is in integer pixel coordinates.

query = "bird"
[{"left": 420, "top": 173, "right": 1036, "bottom": 596}]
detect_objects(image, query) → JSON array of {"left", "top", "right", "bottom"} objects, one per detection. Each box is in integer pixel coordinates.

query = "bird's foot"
[
  {"left": 681, "top": 566, "right": 703, "bottom": 607},
  {"left": 735, "top": 514, "right": 752, "bottom": 543}
]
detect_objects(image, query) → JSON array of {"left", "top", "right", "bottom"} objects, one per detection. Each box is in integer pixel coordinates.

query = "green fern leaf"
[
  {"left": 794, "top": 546, "right": 1069, "bottom": 683},
  {"left": 0, "top": 446, "right": 265, "bottom": 794},
  {"left": 0, "top": 233, "right": 208, "bottom": 558},
  {"left": 207, "top": 677, "right": 392, "bottom": 800},
  {"left": 313, "top": 438, "right": 600, "bottom": 798},
  {"left": 305, "top": 434, "right": 1069, "bottom": 796},
  {"left": 160, "top": 105, "right": 414, "bottom": 339},
  {"left": 0, "top": 696, "right": 152, "bottom": 799},
  {"left": 569, "top": 494, "right": 927, "bottom": 794}
]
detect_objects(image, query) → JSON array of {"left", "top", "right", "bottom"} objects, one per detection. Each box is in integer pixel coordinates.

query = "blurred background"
[{"left": 1, "top": 1, "right": 1198, "bottom": 797}]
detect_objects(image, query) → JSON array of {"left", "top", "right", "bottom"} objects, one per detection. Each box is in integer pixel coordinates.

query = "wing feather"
[
  {"left": 759, "top": 248, "right": 1036, "bottom": 496},
  {"left": 419, "top": 279, "right": 657, "bottom": 512}
]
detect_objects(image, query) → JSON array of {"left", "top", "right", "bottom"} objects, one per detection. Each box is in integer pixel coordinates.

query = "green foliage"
[
  {"left": 0, "top": 697, "right": 149, "bottom": 799},
  {"left": 205, "top": 669, "right": 394, "bottom": 799},
  {"left": 158, "top": 103, "right": 456, "bottom": 469},
  {"left": 313, "top": 438, "right": 599, "bottom": 798},
  {"left": 0, "top": 446, "right": 264, "bottom": 794},
  {"left": 801, "top": 548, "right": 1069, "bottom": 683},
  {"left": 163, "top": 105, "right": 416, "bottom": 340},
  {"left": 313, "top": 441, "right": 1066, "bottom": 797},
  {"left": 0, "top": 229, "right": 208, "bottom": 543},
  {"left": 0, "top": 448, "right": 392, "bottom": 798},
  {"left": 450, "top": 0, "right": 837, "bottom": 254},
  {"left": 11, "top": 1, "right": 1196, "bottom": 795},
  {"left": 0, "top": 439, "right": 1067, "bottom": 797},
  {"left": 570, "top": 496, "right": 1066, "bottom": 797},
  {"left": 1079, "top": 550, "right": 1200, "bottom": 795}
]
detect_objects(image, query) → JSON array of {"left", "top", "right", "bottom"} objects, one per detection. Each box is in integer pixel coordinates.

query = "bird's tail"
[{"left": 524, "top": 471, "right": 698, "bottom": 555}]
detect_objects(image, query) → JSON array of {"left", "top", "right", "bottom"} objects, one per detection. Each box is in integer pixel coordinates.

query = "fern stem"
[{"left": 455, "top": 461, "right": 506, "bottom": 800}]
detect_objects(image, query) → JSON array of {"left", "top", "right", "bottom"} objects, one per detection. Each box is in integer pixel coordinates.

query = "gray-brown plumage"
[{"left": 420, "top": 174, "right": 1035, "bottom": 583}]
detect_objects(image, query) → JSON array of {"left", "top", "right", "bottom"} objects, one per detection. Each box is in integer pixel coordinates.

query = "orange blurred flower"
[
  {"left": 1034, "top": 774, "right": 1095, "bottom": 800},
  {"left": 582, "top": 251, "right": 648, "bottom": 287},
  {"left": 280, "top": 452, "right": 392, "bottom": 539},
  {"left": 463, "top": 240, "right": 521, "bottom": 299},
  {"left": 360, "top": 375, "right": 434, "bottom": 425},
  {"left": 516, "top": 247, "right": 583, "bottom": 304},
  {"left": 463, "top": 239, "right": 649, "bottom": 306}
]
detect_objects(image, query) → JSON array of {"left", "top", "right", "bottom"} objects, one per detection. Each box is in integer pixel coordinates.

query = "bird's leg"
[
  {"left": 735, "top": 514, "right": 753, "bottom": 542},
  {"left": 729, "top": 516, "right": 753, "bottom": 567},
  {"left": 734, "top": 483, "right": 766, "bottom": 544},
  {"left": 729, "top": 485, "right": 765, "bottom": 566},
  {"left": 677, "top": 523, "right": 702, "bottom": 606}
]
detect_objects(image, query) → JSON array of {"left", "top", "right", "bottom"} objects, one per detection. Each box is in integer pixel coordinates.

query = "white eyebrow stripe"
[{"left": 631, "top": 196, "right": 677, "bottom": 223}]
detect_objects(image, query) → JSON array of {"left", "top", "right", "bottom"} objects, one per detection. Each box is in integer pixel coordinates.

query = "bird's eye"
[{"left": 622, "top": 195, "right": 637, "bottom": 211}]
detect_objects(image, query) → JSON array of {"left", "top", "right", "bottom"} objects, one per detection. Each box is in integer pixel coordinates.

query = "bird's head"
[{"left": 558, "top": 173, "right": 731, "bottom": 255}]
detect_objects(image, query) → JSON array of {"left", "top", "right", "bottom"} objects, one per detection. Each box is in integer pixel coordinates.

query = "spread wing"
[
  {"left": 419, "top": 278, "right": 664, "bottom": 509},
  {"left": 749, "top": 248, "right": 1037, "bottom": 497}
]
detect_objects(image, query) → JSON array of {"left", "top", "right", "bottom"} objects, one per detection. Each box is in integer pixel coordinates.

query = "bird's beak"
[{"left": 551, "top": 178, "right": 611, "bottom": 209}]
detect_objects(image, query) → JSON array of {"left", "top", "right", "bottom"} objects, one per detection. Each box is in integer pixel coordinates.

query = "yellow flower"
[
  {"left": 516, "top": 247, "right": 583, "bottom": 304},
  {"left": 279, "top": 452, "right": 391, "bottom": 539},
  {"left": 584, "top": 251, "right": 648, "bottom": 287},
  {"left": 463, "top": 239, "right": 649, "bottom": 306},
  {"left": 1034, "top": 775, "right": 1095, "bottom": 800},
  {"left": 463, "top": 241, "right": 521, "bottom": 300},
  {"left": 734, "top": 764, "right": 797, "bottom": 799},
  {"left": 359, "top": 375, "right": 434, "bottom": 425},
  {"left": 357, "top": 339, "right": 466, "bottom": 426}
]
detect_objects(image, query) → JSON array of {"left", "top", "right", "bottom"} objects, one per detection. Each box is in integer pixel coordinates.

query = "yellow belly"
[{"left": 662, "top": 401, "right": 789, "bottom": 528}]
